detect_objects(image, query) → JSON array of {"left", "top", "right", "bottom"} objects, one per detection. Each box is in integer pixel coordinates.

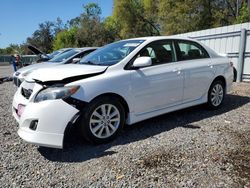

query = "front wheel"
[
  {"left": 80, "top": 97, "right": 125, "bottom": 144},
  {"left": 207, "top": 80, "right": 225, "bottom": 109}
]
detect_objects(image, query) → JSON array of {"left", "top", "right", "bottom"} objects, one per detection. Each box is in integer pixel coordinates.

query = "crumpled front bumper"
[{"left": 12, "top": 84, "right": 79, "bottom": 148}]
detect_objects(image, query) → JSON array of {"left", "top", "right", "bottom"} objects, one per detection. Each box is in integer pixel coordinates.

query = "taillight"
[{"left": 230, "top": 62, "right": 234, "bottom": 67}]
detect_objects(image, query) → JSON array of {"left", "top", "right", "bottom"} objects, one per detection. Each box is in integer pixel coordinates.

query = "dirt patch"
[{"left": 226, "top": 130, "right": 250, "bottom": 187}]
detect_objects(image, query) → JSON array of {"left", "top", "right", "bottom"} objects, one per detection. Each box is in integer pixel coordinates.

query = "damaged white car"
[{"left": 12, "top": 37, "right": 233, "bottom": 148}]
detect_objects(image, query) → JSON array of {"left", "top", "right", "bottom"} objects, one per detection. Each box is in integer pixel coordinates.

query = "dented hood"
[
  {"left": 26, "top": 64, "right": 107, "bottom": 84},
  {"left": 17, "top": 62, "right": 55, "bottom": 75}
]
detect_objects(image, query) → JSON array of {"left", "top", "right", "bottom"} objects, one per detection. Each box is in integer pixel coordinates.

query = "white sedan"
[
  {"left": 12, "top": 37, "right": 234, "bottom": 148},
  {"left": 13, "top": 47, "right": 97, "bottom": 87}
]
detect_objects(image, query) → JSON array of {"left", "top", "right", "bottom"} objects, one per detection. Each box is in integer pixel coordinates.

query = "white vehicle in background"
[
  {"left": 12, "top": 37, "right": 234, "bottom": 148},
  {"left": 47, "top": 48, "right": 73, "bottom": 60},
  {"left": 26, "top": 45, "right": 72, "bottom": 64},
  {"left": 13, "top": 47, "right": 97, "bottom": 87}
]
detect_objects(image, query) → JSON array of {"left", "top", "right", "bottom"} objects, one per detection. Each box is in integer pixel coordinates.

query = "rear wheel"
[
  {"left": 233, "top": 67, "right": 237, "bottom": 82},
  {"left": 80, "top": 97, "right": 125, "bottom": 144},
  {"left": 207, "top": 80, "right": 225, "bottom": 109}
]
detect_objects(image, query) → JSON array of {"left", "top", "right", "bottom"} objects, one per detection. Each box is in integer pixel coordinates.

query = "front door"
[{"left": 130, "top": 40, "right": 184, "bottom": 115}]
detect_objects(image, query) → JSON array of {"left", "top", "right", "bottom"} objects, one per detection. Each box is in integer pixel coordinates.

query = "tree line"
[{"left": 1, "top": 0, "right": 250, "bottom": 55}]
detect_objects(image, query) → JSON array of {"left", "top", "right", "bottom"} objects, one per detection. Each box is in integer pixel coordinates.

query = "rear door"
[{"left": 174, "top": 40, "right": 215, "bottom": 103}]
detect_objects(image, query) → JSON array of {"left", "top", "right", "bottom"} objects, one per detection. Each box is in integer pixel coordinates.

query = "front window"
[
  {"left": 137, "top": 40, "right": 175, "bottom": 65},
  {"left": 48, "top": 49, "right": 80, "bottom": 63},
  {"left": 79, "top": 40, "right": 145, "bottom": 66}
]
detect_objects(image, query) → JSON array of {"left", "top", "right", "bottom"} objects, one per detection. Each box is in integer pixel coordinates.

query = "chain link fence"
[{"left": 0, "top": 55, "right": 38, "bottom": 66}]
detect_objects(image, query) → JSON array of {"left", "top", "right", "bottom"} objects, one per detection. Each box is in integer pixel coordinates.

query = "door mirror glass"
[{"left": 133, "top": 57, "right": 152, "bottom": 68}]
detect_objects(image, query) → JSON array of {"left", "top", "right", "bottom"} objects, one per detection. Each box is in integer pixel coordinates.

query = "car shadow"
[{"left": 38, "top": 94, "right": 250, "bottom": 162}]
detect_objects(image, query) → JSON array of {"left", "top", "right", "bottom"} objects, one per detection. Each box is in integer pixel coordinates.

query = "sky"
[{"left": 0, "top": 0, "right": 113, "bottom": 48}]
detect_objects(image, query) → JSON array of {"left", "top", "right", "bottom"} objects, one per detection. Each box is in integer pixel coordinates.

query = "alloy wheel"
[
  {"left": 89, "top": 104, "right": 120, "bottom": 139},
  {"left": 210, "top": 84, "right": 224, "bottom": 107}
]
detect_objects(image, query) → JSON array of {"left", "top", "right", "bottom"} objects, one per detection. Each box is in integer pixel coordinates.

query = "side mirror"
[
  {"left": 133, "top": 57, "right": 152, "bottom": 68},
  {"left": 72, "top": 58, "right": 81, "bottom": 63}
]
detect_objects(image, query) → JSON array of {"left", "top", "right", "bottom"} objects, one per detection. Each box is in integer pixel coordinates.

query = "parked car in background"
[
  {"left": 26, "top": 45, "right": 50, "bottom": 64},
  {"left": 47, "top": 48, "right": 73, "bottom": 60},
  {"left": 13, "top": 47, "right": 97, "bottom": 87},
  {"left": 25, "top": 45, "right": 73, "bottom": 65},
  {"left": 12, "top": 37, "right": 233, "bottom": 148}
]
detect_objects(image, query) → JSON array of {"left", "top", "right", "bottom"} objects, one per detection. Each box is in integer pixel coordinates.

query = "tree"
[
  {"left": 67, "top": 16, "right": 81, "bottom": 28},
  {"left": 27, "top": 21, "right": 55, "bottom": 53},
  {"left": 53, "top": 27, "right": 78, "bottom": 50},
  {"left": 112, "top": 0, "right": 160, "bottom": 38},
  {"left": 3, "top": 0, "right": 250, "bottom": 55},
  {"left": 54, "top": 17, "right": 66, "bottom": 35},
  {"left": 103, "top": 16, "right": 122, "bottom": 40},
  {"left": 0, "top": 46, "right": 14, "bottom": 55},
  {"left": 76, "top": 3, "right": 116, "bottom": 46},
  {"left": 0, "top": 43, "right": 32, "bottom": 55},
  {"left": 235, "top": 1, "right": 250, "bottom": 23}
]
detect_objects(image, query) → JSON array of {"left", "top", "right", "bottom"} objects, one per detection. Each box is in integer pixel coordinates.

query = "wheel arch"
[
  {"left": 212, "top": 75, "right": 226, "bottom": 86},
  {"left": 209, "top": 75, "right": 227, "bottom": 94},
  {"left": 63, "top": 92, "right": 130, "bottom": 146},
  {"left": 90, "top": 92, "right": 130, "bottom": 118}
]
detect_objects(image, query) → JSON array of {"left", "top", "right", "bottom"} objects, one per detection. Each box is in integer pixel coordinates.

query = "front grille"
[{"left": 21, "top": 88, "right": 33, "bottom": 99}]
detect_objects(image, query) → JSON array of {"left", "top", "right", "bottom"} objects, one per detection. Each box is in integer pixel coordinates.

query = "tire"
[
  {"left": 233, "top": 68, "right": 237, "bottom": 82},
  {"left": 207, "top": 80, "right": 225, "bottom": 109},
  {"left": 79, "top": 97, "right": 125, "bottom": 144}
]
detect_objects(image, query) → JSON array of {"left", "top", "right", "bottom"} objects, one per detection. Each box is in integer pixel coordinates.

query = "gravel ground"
[
  {"left": 0, "top": 65, "right": 249, "bottom": 187},
  {"left": 0, "top": 65, "right": 14, "bottom": 77}
]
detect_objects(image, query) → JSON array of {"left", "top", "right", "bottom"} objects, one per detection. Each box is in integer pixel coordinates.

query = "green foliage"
[
  {"left": 0, "top": 44, "right": 31, "bottom": 55},
  {"left": 111, "top": 0, "right": 250, "bottom": 36},
  {"left": 159, "top": 0, "right": 197, "bottom": 34},
  {"left": 103, "top": 16, "right": 121, "bottom": 39},
  {"left": 2, "top": 1, "right": 250, "bottom": 55},
  {"left": 75, "top": 3, "right": 116, "bottom": 47},
  {"left": 0, "top": 47, "right": 14, "bottom": 55},
  {"left": 83, "top": 3, "right": 102, "bottom": 18},
  {"left": 67, "top": 17, "right": 81, "bottom": 28},
  {"left": 53, "top": 27, "right": 78, "bottom": 50},
  {"left": 235, "top": 2, "right": 250, "bottom": 23},
  {"left": 26, "top": 21, "right": 55, "bottom": 53},
  {"left": 26, "top": 18, "right": 67, "bottom": 53},
  {"left": 112, "top": 0, "right": 160, "bottom": 38},
  {"left": 52, "top": 3, "right": 117, "bottom": 48},
  {"left": 53, "top": 17, "right": 65, "bottom": 35}
]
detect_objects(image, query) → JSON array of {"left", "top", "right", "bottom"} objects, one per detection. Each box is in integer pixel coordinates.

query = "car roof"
[
  {"left": 73, "top": 47, "right": 99, "bottom": 51},
  {"left": 123, "top": 36, "right": 199, "bottom": 42},
  {"left": 59, "top": 48, "right": 73, "bottom": 51}
]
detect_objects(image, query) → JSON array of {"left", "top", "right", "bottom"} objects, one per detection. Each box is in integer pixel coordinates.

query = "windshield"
[
  {"left": 48, "top": 50, "right": 61, "bottom": 58},
  {"left": 79, "top": 40, "right": 145, "bottom": 66},
  {"left": 48, "top": 49, "right": 79, "bottom": 63}
]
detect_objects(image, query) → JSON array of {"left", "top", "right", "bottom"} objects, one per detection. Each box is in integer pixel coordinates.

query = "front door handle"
[
  {"left": 173, "top": 68, "right": 181, "bottom": 74},
  {"left": 208, "top": 63, "right": 213, "bottom": 68}
]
